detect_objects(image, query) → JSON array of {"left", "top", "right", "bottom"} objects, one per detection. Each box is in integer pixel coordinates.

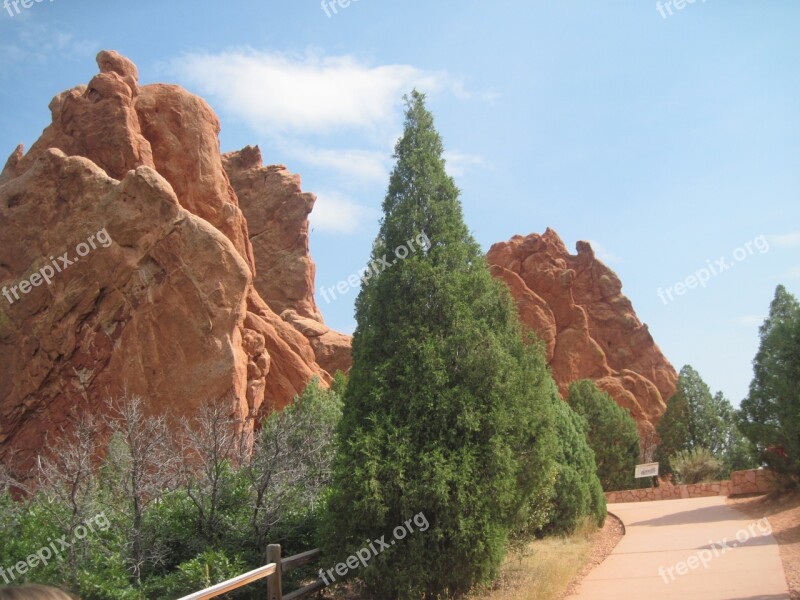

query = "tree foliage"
[
  {"left": 739, "top": 285, "right": 800, "bottom": 486},
  {"left": 0, "top": 379, "right": 343, "bottom": 599},
  {"left": 322, "top": 90, "right": 560, "bottom": 600},
  {"left": 567, "top": 380, "right": 640, "bottom": 492},
  {"left": 545, "top": 394, "right": 606, "bottom": 534},
  {"left": 656, "top": 365, "right": 756, "bottom": 477}
]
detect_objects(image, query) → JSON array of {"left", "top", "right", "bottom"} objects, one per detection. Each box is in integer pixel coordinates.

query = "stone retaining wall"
[{"left": 605, "top": 469, "right": 775, "bottom": 503}]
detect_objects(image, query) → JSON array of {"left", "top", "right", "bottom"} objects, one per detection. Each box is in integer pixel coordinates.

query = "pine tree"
[
  {"left": 656, "top": 365, "right": 756, "bottom": 477},
  {"left": 568, "top": 380, "right": 640, "bottom": 492},
  {"left": 739, "top": 285, "right": 800, "bottom": 486},
  {"left": 323, "top": 91, "right": 556, "bottom": 599}
]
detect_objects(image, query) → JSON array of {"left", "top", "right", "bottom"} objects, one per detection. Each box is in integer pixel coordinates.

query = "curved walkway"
[{"left": 567, "top": 496, "right": 790, "bottom": 600}]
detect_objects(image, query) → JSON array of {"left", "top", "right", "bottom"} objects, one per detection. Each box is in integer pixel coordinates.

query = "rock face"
[
  {"left": 0, "top": 51, "right": 349, "bottom": 464},
  {"left": 488, "top": 229, "right": 677, "bottom": 434},
  {"left": 222, "top": 146, "right": 352, "bottom": 377}
]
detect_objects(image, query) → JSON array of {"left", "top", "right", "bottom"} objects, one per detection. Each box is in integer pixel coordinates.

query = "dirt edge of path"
[
  {"left": 728, "top": 492, "right": 800, "bottom": 600},
  {"left": 561, "top": 511, "right": 625, "bottom": 599}
]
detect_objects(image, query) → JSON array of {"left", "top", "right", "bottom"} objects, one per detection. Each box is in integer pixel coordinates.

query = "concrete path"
[{"left": 567, "top": 496, "right": 790, "bottom": 600}]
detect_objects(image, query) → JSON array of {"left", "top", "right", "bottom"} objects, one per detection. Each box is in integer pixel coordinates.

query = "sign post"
[{"left": 634, "top": 462, "right": 659, "bottom": 479}]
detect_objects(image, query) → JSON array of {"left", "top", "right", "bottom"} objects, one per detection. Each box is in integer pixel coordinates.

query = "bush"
[
  {"left": 567, "top": 380, "right": 641, "bottom": 492},
  {"left": 0, "top": 377, "right": 344, "bottom": 599},
  {"left": 142, "top": 550, "right": 250, "bottom": 599},
  {"left": 669, "top": 447, "right": 722, "bottom": 484},
  {"left": 544, "top": 395, "right": 606, "bottom": 535}
]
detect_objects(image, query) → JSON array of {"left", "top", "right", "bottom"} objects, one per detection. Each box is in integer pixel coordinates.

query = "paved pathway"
[{"left": 567, "top": 496, "right": 790, "bottom": 600}]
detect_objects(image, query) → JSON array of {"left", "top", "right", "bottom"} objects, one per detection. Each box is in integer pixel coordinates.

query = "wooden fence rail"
[
  {"left": 178, "top": 544, "right": 326, "bottom": 600},
  {"left": 177, "top": 563, "right": 277, "bottom": 600}
]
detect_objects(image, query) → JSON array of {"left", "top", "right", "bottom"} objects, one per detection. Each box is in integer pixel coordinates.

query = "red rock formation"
[
  {"left": 488, "top": 229, "right": 677, "bottom": 434},
  {"left": 222, "top": 146, "right": 352, "bottom": 377},
  {"left": 0, "top": 51, "right": 348, "bottom": 464}
]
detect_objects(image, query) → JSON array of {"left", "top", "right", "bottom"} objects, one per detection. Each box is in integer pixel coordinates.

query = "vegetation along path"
[{"left": 567, "top": 496, "right": 790, "bottom": 600}]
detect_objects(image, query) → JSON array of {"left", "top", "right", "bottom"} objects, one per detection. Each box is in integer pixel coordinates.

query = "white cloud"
[
  {"left": 784, "top": 265, "right": 800, "bottom": 279},
  {"left": 0, "top": 24, "right": 95, "bottom": 73},
  {"left": 767, "top": 232, "right": 800, "bottom": 248},
  {"left": 586, "top": 240, "right": 621, "bottom": 264},
  {"left": 737, "top": 315, "right": 765, "bottom": 327},
  {"left": 311, "top": 191, "right": 377, "bottom": 234},
  {"left": 443, "top": 152, "right": 486, "bottom": 178},
  {"left": 283, "top": 144, "right": 389, "bottom": 185},
  {"left": 169, "top": 49, "right": 446, "bottom": 135}
]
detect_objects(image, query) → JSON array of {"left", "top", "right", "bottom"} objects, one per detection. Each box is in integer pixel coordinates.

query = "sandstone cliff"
[
  {"left": 488, "top": 229, "right": 677, "bottom": 434},
  {"left": 0, "top": 51, "right": 348, "bottom": 462}
]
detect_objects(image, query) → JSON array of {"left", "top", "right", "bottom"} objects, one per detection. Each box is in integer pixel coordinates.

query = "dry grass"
[
  {"left": 464, "top": 521, "right": 602, "bottom": 600},
  {"left": 321, "top": 517, "right": 624, "bottom": 600}
]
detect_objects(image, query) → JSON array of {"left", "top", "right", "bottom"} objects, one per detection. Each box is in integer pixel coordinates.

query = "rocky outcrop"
[
  {"left": 488, "top": 229, "right": 677, "bottom": 434},
  {"left": 0, "top": 51, "right": 347, "bottom": 464},
  {"left": 222, "top": 146, "right": 352, "bottom": 377}
]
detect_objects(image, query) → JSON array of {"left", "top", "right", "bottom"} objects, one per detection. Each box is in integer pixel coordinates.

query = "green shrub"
[
  {"left": 142, "top": 550, "right": 250, "bottom": 599},
  {"left": 567, "top": 380, "right": 641, "bottom": 492},
  {"left": 669, "top": 447, "right": 722, "bottom": 484},
  {"left": 544, "top": 395, "right": 606, "bottom": 535}
]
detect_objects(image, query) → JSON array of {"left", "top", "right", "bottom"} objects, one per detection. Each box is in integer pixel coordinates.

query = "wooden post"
[{"left": 267, "top": 544, "right": 283, "bottom": 600}]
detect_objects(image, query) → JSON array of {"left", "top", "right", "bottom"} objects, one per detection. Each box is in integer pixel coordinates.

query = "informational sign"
[{"left": 635, "top": 462, "right": 659, "bottom": 479}]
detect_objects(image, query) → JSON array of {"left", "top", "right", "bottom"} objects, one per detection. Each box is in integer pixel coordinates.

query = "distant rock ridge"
[
  {"left": 0, "top": 50, "right": 349, "bottom": 464},
  {"left": 488, "top": 228, "right": 677, "bottom": 435}
]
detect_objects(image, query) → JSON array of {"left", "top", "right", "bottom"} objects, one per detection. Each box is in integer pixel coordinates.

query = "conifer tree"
[
  {"left": 568, "top": 380, "right": 640, "bottom": 492},
  {"left": 323, "top": 91, "right": 556, "bottom": 599},
  {"left": 740, "top": 285, "right": 800, "bottom": 486}
]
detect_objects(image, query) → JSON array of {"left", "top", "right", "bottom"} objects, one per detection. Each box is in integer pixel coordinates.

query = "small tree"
[
  {"left": 242, "top": 377, "right": 341, "bottom": 556},
  {"left": 33, "top": 413, "right": 100, "bottom": 588},
  {"left": 178, "top": 400, "right": 245, "bottom": 548},
  {"left": 739, "top": 285, "right": 800, "bottom": 486},
  {"left": 568, "top": 380, "right": 640, "bottom": 492},
  {"left": 101, "top": 393, "right": 179, "bottom": 585}
]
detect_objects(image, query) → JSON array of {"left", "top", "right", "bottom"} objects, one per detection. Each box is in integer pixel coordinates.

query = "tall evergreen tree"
[
  {"left": 656, "top": 365, "right": 756, "bottom": 477},
  {"left": 568, "top": 380, "right": 640, "bottom": 492},
  {"left": 739, "top": 285, "right": 800, "bottom": 486},
  {"left": 322, "top": 91, "right": 557, "bottom": 599}
]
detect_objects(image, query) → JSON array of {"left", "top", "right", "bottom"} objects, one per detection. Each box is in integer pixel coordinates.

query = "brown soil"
[{"left": 728, "top": 491, "right": 800, "bottom": 600}]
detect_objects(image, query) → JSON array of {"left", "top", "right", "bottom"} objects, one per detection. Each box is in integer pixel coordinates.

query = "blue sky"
[{"left": 1, "top": 0, "right": 798, "bottom": 405}]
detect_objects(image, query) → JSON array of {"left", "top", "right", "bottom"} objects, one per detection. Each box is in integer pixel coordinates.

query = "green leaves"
[
  {"left": 568, "top": 380, "right": 641, "bottom": 492},
  {"left": 323, "top": 90, "right": 561, "bottom": 599},
  {"left": 739, "top": 285, "right": 800, "bottom": 487},
  {"left": 657, "top": 365, "right": 758, "bottom": 478}
]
